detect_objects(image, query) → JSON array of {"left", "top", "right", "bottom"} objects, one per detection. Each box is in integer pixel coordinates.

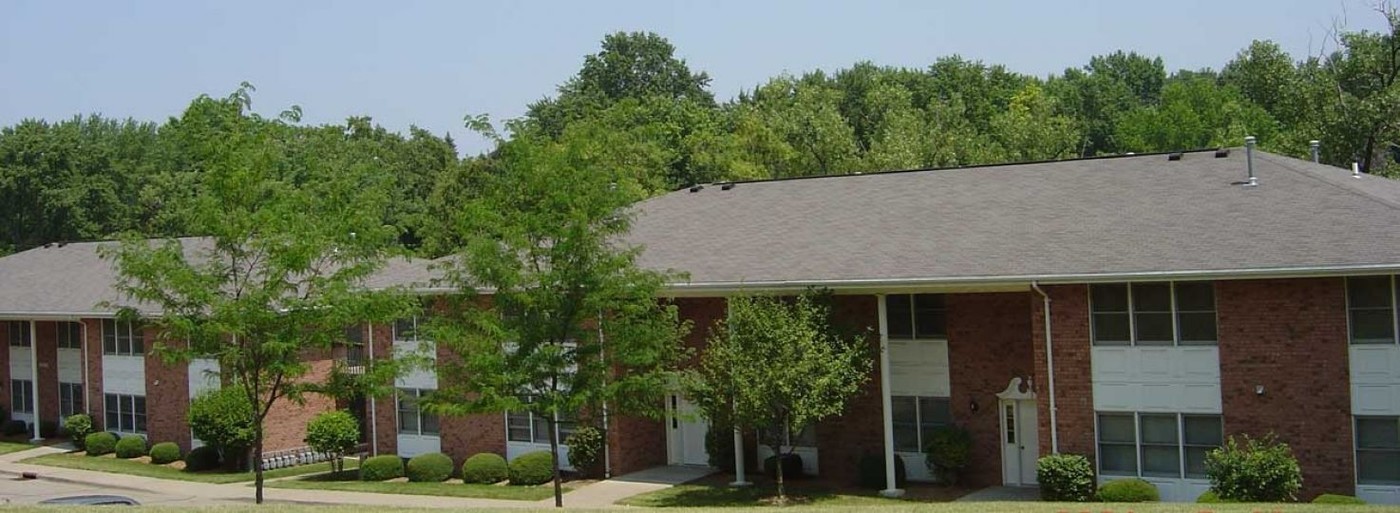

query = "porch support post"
[
  {"left": 727, "top": 297, "right": 751, "bottom": 487},
  {"left": 876, "top": 295, "right": 903, "bottom": 497},
  {"left": 29, "top": 320, "right": 42, "bottom": 442}
]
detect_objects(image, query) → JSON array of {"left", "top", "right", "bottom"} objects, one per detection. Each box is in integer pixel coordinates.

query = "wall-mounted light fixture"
[
  {"left": 969, "top": 399, "right": 979, "bottom": 413},
  {"left": 1255, "top": 385, "right": 1265, "bottom": 396}
]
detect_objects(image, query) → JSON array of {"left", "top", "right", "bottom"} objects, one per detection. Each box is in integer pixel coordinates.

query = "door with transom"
[
  {"left": 997, "top": 378, "right": 1039, "bottom": 486},
  {"left": 667, "top": 394, "right": 709, "bottom": 466}
]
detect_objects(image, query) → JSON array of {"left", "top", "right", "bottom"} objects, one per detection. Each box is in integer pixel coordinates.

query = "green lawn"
[
  {"left": 0, "top": 440, "right": 36, "bottom": 454},
  {"left": 1, "top": 503, "right": 1400, "bottom": 513},
  {"left": 619, "top": 482, "right": 902, "bottom": 508},
  {"left": 265, "top": 469, "right": 569, "bottom": 501},
  {"left": 23, "top": 452, "right": 350, "bottom": 484}
]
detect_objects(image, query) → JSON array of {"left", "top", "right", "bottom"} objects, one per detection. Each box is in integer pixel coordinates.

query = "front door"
[
  {"left": 1000, "top": 398, "right": 1040, "bottom": 486},
  {"left": 667, "top": 394, "right": 709, "bottom": 466}
]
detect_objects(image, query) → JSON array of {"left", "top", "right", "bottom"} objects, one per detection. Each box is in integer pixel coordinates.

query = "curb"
[{"left": 0, "top": 466, "right": 158, "bottom": 494}]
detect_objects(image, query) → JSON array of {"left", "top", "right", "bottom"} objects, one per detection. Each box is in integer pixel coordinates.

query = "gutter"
[{"left": 1030, "top": 281, "right": 1059, "bottom": 454}]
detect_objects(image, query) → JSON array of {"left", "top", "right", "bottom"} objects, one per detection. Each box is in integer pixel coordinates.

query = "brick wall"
[
  {"left": 144, "top": 331, "right": 190, "bottom": 449},
  {"left": 262, "top": 355, "right": 338, "bottom": 453},
  {"left": 1216, "top": 278, "right": 1353, "bottom": 500},
  {"left": 82, "top": 319, "right": 104, "bottom": 429},
  {"left": 35, "top": 322, "right": 58, "bottom": 431},
  {"left": 816, "top": 294, "right": 883, "bottom": 485},
  {"left": 947, "top": 292, "right": 1035, "bottom": 487},
  {"left": 1030, "top": 284, "right": 1095, "bottom": 460},
  {"left": 433, "top": 323, "right": 506, "bottom": 464},
  {"left": 609, "top": 414, "right": 666, "bottom": 475},
  {"left": 368, "top": 323, "right": 397, "bottom": 456}
]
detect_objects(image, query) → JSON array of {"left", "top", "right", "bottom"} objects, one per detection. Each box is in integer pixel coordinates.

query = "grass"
[
  {"left": 23, "top": 451, "right": 351, "bottom": 484},
  {"left": 265, "top": 468, "right": 570, "bottom": 501},
  {"left": 618, "top": 474, "right": 966, "bottom": 508},
  {"left": 0, "top": 440, "right": 36, "bottom": 454},
  {"left": 2, "top": 503, "right": 1400, "bottom": 513}
]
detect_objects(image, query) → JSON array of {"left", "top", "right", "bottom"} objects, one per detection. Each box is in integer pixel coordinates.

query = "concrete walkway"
[
  {"left": 0, "top": 445, "right": 710, "bottom": 509},
  {"left": 954, "top": 485, "right": 1041, "bottom": 502}
]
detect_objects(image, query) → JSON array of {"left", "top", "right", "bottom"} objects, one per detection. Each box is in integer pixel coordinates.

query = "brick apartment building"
[{"left": 0, "top": 146, "right": 1398, "bottom": 503}]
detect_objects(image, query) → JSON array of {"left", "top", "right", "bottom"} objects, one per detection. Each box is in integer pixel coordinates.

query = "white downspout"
[
  {"left": 876, "top": 294, "right": 903, "bottom": 497},
  {"left": 1031, "top": 281, "right": 1059, "bottom": 454},
  {"left": 80, "top": 320, "right": 89, "bottom": 419},
  {"left": 368, "top": 324, "right": 377, "bottom": 456},
  {"left": 29, "top": 320, "right": 41, "bottom": 441}
]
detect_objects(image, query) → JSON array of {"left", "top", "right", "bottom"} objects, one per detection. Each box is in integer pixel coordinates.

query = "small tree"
[
  {"left": 305, "top": 411, "right": 360, "bottom": 474},
  {"left": 685, "top": 291, "right": 871, "bottom": 502},
  {"left": 188, "top": 387, "right": 256, "bottom": 470}
]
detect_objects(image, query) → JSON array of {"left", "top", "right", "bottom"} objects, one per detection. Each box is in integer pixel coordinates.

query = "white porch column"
[
  {"left": 29, "top": 320, "right": 41, "bottom": 442},
  {"left": 876, "top": 295, "right": 902, "bottom": 497},
  {"left": 730, "top": 428, "right": 750, "bottom": 486}
]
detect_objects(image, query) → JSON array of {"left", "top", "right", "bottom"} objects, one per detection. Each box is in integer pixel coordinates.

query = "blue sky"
[{"left": 0, "top": 0, "right": 1387, "bottom": 154}]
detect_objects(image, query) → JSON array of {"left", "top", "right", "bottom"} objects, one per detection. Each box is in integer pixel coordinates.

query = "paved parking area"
[{"left": 0, "top": 473, "right": 241, "bottom": 506}]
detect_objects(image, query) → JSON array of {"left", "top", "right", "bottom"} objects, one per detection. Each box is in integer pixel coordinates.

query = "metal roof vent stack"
[
  {"left": 1243, "top": 136, "right": 1258, "bottom": 187},
  {"left": 1310, "top": 140, "right": 1321, "bottom": 163},
  {"left": 1353, "top": 162, "right": 1362, "bottom": 179}
]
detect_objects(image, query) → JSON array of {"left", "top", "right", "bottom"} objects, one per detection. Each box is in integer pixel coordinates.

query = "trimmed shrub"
[
  {"left": 1, "top": 419, "right": 29, "bottom": 437},
  {"left": 705, "top": 423, "right": 736, "bottom": 473},
  {"left": 149, "top": 442, "right": 182, "bottom": 464},
  {"left": 1205, "top": 434, "right": 1302, "bottom": 502},
  {"left": 1036, "top": 453, "right": 1095, "bottom": 502},
  {"left": 114, "top": 435, "right": 147, "bottom": 459},
  {"left": 1197, "top": 490, "right": 1224, "bottom": 503},
  {"left": 763, "top": 452, "right": 803, "bottom": 480},
  {"left": 85, "top": 432, "right": 117, "bottom": 456},
  {"left": 563, "top": 426, "right": 603, "bottom": 477},
  {"left": 406, "top": 452, "right": 454, "bottom": 483},
  {"left": 1313, "top": 494, "right": 1366, "bottom": 505},
  {"left": 856, "top": 453, "right": 907, "bottom": 489},
  {"left": 508, "top": 451, "right": 554, "bottom": 486},
  {"left": 63, "top": 414, "right": 94, "bottom": 450},
  {"left": 184, "top": 445, "right": 222, "bottom": 472},
  {"left": 461, "top": 453, "right": 509, "bottom": 484},
  {"left": 360, "top": 455, "right": 405, "bottom": 481},
  {"left": 924, "top": 425, "right": 972, "bottom": 485},
  {"left": 305, "top": 411, "right": 360, "bottom": 473},
  {"left": 1096, "top": 478, "right": 1159, "bottom": 502},
  {"left": 188, "top": 388, "right": 255, "bottom": 467}
]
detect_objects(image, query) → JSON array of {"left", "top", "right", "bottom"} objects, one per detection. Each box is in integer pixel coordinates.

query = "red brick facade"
[
  {"left": 35, "top": 322, "right": 59, "bottom": 432},
  {"left": 368, "top": 323, "right": 397, "bottom": 456},
  {"left": 947, "top": 292, "right": 1035, "bottom": 487},
  {"left": 144, "top": 330, "right": 191, "bottom": 450},
  {"left": 1217, "top": 278, "right": 1353, "bottom": 500},
  {"left": 82, "top": 319, "right": 104, "bottom": 429},
  {"left": 262, "top": 355, "right": 338, "bottom": 453},
  {"left": 1030, "top": 284, "right": 1096, "bottom": 461}
]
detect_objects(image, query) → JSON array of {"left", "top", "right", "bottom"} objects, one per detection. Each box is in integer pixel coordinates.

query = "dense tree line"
[{"left": 4, "top": 8, "right": 1400, "bottom": 256}]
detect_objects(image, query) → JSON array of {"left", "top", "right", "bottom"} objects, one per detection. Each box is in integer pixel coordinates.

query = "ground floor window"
[
  {"left": 396, "top": 388, "right": 439, "bottom": 436},
  {"left": 506, "top": 410, "right": 576, "bottom": 444},
  {"left": 1097, "top": 412, "right": 1221, "bottom": 479},
  {"left": 1356, "top": 416, "right": 1400, "bottom": 485},
  {"left": 759, "top": 423, "right": 817, "bottom": 448},
  {"left": 9, "top": 380, "right": 33, "bottom": 414},
  {"left": 104, "top": 394, "right": 146, "bottom": 433},
  {"left": 59, "top": 382, "right": 83, "bottom": 418},
  {"left": 892, "top": 396, "right": 951, "bottom": 452}
]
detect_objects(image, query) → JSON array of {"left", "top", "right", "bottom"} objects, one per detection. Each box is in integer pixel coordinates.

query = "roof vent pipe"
[
  {"left": 1244, "top": 136, "right": 1258, "bottom": 187},
  {"left": 1310, "top": 140, "right": 1321, "bottom": 163},
  {"left": 1353, "top": 162, "right": 1362, "bottom": 179}
]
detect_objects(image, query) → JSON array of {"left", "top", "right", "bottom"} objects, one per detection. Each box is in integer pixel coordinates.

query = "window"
[
  {"left": 891, "top": 396, "right": 951, "bottom": 452},
  {"left": 1097, "top": 412, "right": 1222, "bottom": 479},
  {"left": 6, "top": 321, "right": 30, "bottom": 347},
  {"left": 344, "top": 325, "right": 366, "bottom": 345},
  {"left": 101, "top": 320, "right": 144, "bottom": 356},
  {"left": 104, "top": 394, "right": 146, "bottom": 433},
  {"left": 1348, "top": 276, "right": 1398, "bottom": 345},
  {"left": 885, "top": 294, "right": 946, "bottom": 339},
  {"left": 57, "top": 322, "right": 83, "bottom": 349},
  {"left": 760, "top": 423, "right": 817, "bottom": 448},
  {"left": 1357, "top": 416, "right": 1400, "bottom": 485},
  {"left": 10, "top": 380, "right": 33, "bottom": 414},
  {"left": 394, "top": 317, "right": 417, "bottom": 342},
  {"left": 396, "top": 388, "right": 439, "bottom": 436},
  {"left": 1090, "top": 282, "right": 1217, "bottom": 346},
  {"left": 59, "top": 382, "right": 84, "bottom": 418},
  {"left": 506, "top": 409, "right": 575, "bottom": 445}
]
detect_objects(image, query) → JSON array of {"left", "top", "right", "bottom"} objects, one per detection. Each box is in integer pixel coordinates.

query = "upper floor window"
[
  {"left": 1348, "top": 276, "right": 1398, "bottom": 345},
  {"left": 6, "top": 321, "right": 30, "bottom": 347},
  {"left": 886, "top": 294, "right": 946, "bottom": 339},
  {"left": 344, "top": 325, "right": 366, "bottom": 346},
  {"left": 1091, "top": 282, "right": 1216, "bottom": 346},
  {"left": 101, "top": 320, "right": 144, "bottom": 356},
  {"left": 58, "top": 322, "right": 83, "bottom": 349}
]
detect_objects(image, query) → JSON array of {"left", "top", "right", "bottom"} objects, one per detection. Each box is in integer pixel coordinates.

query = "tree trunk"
[
  {"left": 773, "top": 445, "right": 786, "bottom": 503},
  {"left": 253, "top": 430, "right": 265, "bottom": 504},
  {"left": 548, "top": 415, "right": 563, "bottom": 508}
]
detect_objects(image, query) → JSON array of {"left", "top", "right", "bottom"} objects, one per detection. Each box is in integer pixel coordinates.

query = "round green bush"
[
  {"left": 406, "top": 452, "right": 454, "bottom": 483},
  {"left": 461, "top": 453, "right": 509, "bottom": 484},
  {"left": 63, "top": 414, "right": 94, "bottom": 450},
  {"left": 1205, "top": 434, "right": 1302, "bottom": 502},
  {"left": 114, "top": 435, "right": 147, "bottom": 459},
  {"left": 857, "top": 453, "right": 907, "bottom": 489},
  {"left": 1037, "top": 453, "right": 1095, "bottom": 502},
  {"left": 924, "top": 425, "right": 972, "bottom": 485},
  {"left": 149, "top": 442, "right": 182, "bottom": 464},
  {"left": 1096, "top": 478, "right": 1159, "bottom": 502},
  {"left": 305, "top": 411, "right": 360, "bottom": 457},
  {"left": 1313, "top": 494, "right": 1366, "bottom": 505},
  {"left": 508, "top": 451, "right": 555, "bottom": 485},
  {"left": 188, "top": 388, "right": 255, "bottom": 458},
  {"left": 184, "top": 445, "right": 222, "bottom": 472},
  {"left": 360, "top": 455, "right": 405, "bottom": 481},
  {"left": 563, "top": 426, "right": 604, "bottom": 477},
  {"left": 763, "top": 453, "right": 804, "bottom": 480},
  {"left": 84, "top": 432, "right": 117, "bottom": 456}
]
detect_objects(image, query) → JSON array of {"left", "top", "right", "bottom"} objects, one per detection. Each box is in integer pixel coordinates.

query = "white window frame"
[
  {"left": 1090, "top": 282, "right": 1218, "bottom": 347},
  {"left": 396, "top": 388, "right": 439, "bottom": 436},
  {"left": 1355, "top": 416, "right": 1400, "bottom": 485},
  {"left": 57, "top": 321, "right": 83, "bottom": 350},
  {"left": 101, "top": 320, "right": 144, "bottom": 356},
  {"left": 10, "top": 379, "right": 33, "bottom": 414},
  {"left": 1095, "top": 411, "right": 1222, "bottom": 480},
  {"left": 1346, "top": 275, "right": 1400, "bottom": 345},
  {"left": 6, "top": 321, "right": 31, "bottom": 347},
  {"left": 59, "top": 382, "right": 84, "bottom": 418},
  {"left": 891, "top": 395, "right": 952, "bottom": 453},
  {"left": 104, "top": 393, "right": 146, "bottom": 434},
  {"left": 505, "top": 409, "right": 575, "bottom": 446}
]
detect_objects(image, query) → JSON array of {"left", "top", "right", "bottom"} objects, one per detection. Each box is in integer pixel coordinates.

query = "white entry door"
[
  {"left": 667, "top": 394, "right": 709, "bottom": 466},
  {"left": 1000, "top": 398, "right": 1040, "bottom": 486}
]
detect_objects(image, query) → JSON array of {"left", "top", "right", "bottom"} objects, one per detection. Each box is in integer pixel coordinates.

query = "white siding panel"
[
  {"left": 1358, "top": 485, "right": 1400, "bottom": 505},
  {"left": 1351, "top": 346, "right": 1400, "bottom": 415},
  {"left": 889, "top": 339, "right": 949, "bottom": 397},
  {"left": 397, "top": 435, "right": 441, "bottom": 458},
  {"left": 102, "top": 356, "right": 145, "bottom": 395},
  {"left": 1091, "top": 347, "right": 1221, "bottom": 413},
  {"left": 56, "top": 348, "right": 82, "bottom": 383},
  {"left": 9, "top": 346, "right": 32, "bottom": 379}
]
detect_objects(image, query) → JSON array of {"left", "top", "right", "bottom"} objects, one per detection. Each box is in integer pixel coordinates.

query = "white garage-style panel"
[
  {"left": 888, "top": 339, "right": 950, "bottom": 397},
  {"left": 1351, "top": 345, "right": 1400, "bottom": 415},
  {"left": 56, "top": 348, "right": 82, "bottom": 383},
  {"left": 1092, "top": 346, "right": 1221, "bottom": 413},
  {"left": 102, "top": 356, "right": 145, "bottom": 396}
]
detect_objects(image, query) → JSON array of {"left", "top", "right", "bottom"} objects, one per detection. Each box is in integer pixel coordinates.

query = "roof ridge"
[{"left": 1258, "top": 152, "right": 1400, "bottom": 213}]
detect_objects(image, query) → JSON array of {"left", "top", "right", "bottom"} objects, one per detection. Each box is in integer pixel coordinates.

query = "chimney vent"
[
  {"left": 1310, "top": 140, "right": 1321, "bottom": 163},
  {"left": 1243, "top": 136, "right": 1257, "bottom": 187}
]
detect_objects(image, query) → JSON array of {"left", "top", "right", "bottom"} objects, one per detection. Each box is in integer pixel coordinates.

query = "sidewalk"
[{"left": 0, "top": 445, "right": 710, "bottom": 509}]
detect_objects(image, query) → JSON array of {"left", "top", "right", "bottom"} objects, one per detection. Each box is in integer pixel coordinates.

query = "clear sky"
[{"left": 0, "top": 0, "right": 1387, "bottom": 155}]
